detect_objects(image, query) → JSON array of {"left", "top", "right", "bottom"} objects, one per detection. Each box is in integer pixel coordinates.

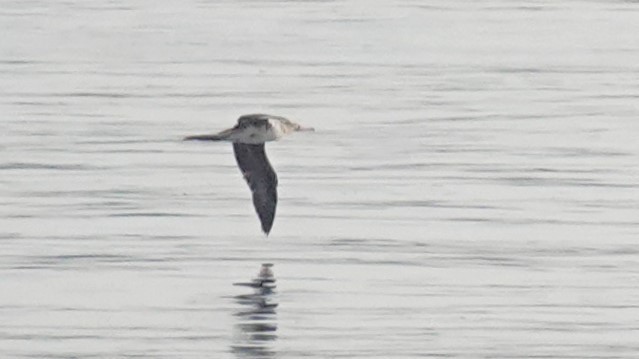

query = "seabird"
[{"left": 184, "top": 114, "right": 314, "bottom": 235}]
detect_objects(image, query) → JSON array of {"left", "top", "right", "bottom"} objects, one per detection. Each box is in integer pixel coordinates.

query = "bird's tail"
[
  {"left": 183, "top": 134, "right": 225, "bottom": 141},
  {"left": 183, "top": 128, "right": 235, "bottom": 141}
]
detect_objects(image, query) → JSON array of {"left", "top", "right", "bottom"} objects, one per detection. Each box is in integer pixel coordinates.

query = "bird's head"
[{"left": 279, "top": 117, "right": 315, "bottom": 133}]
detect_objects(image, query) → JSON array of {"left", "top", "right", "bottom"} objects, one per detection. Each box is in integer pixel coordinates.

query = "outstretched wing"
[{"left": 232, "top": 143, "right": 278, "bottom": 235}]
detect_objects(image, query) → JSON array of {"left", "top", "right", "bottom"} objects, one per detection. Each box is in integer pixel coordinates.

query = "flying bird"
[{"left": 184, "top": 114, "right": 314, "bottom": 235}]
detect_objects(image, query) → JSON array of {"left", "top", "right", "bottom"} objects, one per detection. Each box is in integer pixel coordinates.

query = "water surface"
[{"left": 1, "top": 1, "right": 639, "bottom": 358}]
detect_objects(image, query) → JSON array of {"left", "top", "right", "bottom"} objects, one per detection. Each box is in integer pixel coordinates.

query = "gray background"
[{"left": 1, "top": 1, "right": 638, "bottom": 358}]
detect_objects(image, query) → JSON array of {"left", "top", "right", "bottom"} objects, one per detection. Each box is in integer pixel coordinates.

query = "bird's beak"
[{"left": 297, "top": 125, "right": 315, "bottom": 132}]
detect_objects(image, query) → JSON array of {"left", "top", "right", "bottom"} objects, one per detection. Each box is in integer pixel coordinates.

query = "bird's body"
[{"left": 185, "top": 114, "right": 313, "bottom": 235}]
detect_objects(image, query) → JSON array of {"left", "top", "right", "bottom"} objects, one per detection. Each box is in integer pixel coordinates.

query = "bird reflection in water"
[{"left": 231, "top": 263, "right": 278, "bottom": 358}]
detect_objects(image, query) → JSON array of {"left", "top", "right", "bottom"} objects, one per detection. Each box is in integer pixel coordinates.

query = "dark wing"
[{"left": 233, "top": 143, "right": 278, "bottom": 235}]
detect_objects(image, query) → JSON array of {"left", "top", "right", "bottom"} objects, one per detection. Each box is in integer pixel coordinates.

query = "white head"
[{"left": 276, "top": 117, "right": 315, "bottom": 134}]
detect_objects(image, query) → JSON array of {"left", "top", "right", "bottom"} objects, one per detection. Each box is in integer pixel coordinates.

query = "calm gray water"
[{"left": 2, "top": 1, "right": 639, "bottom": 358}]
